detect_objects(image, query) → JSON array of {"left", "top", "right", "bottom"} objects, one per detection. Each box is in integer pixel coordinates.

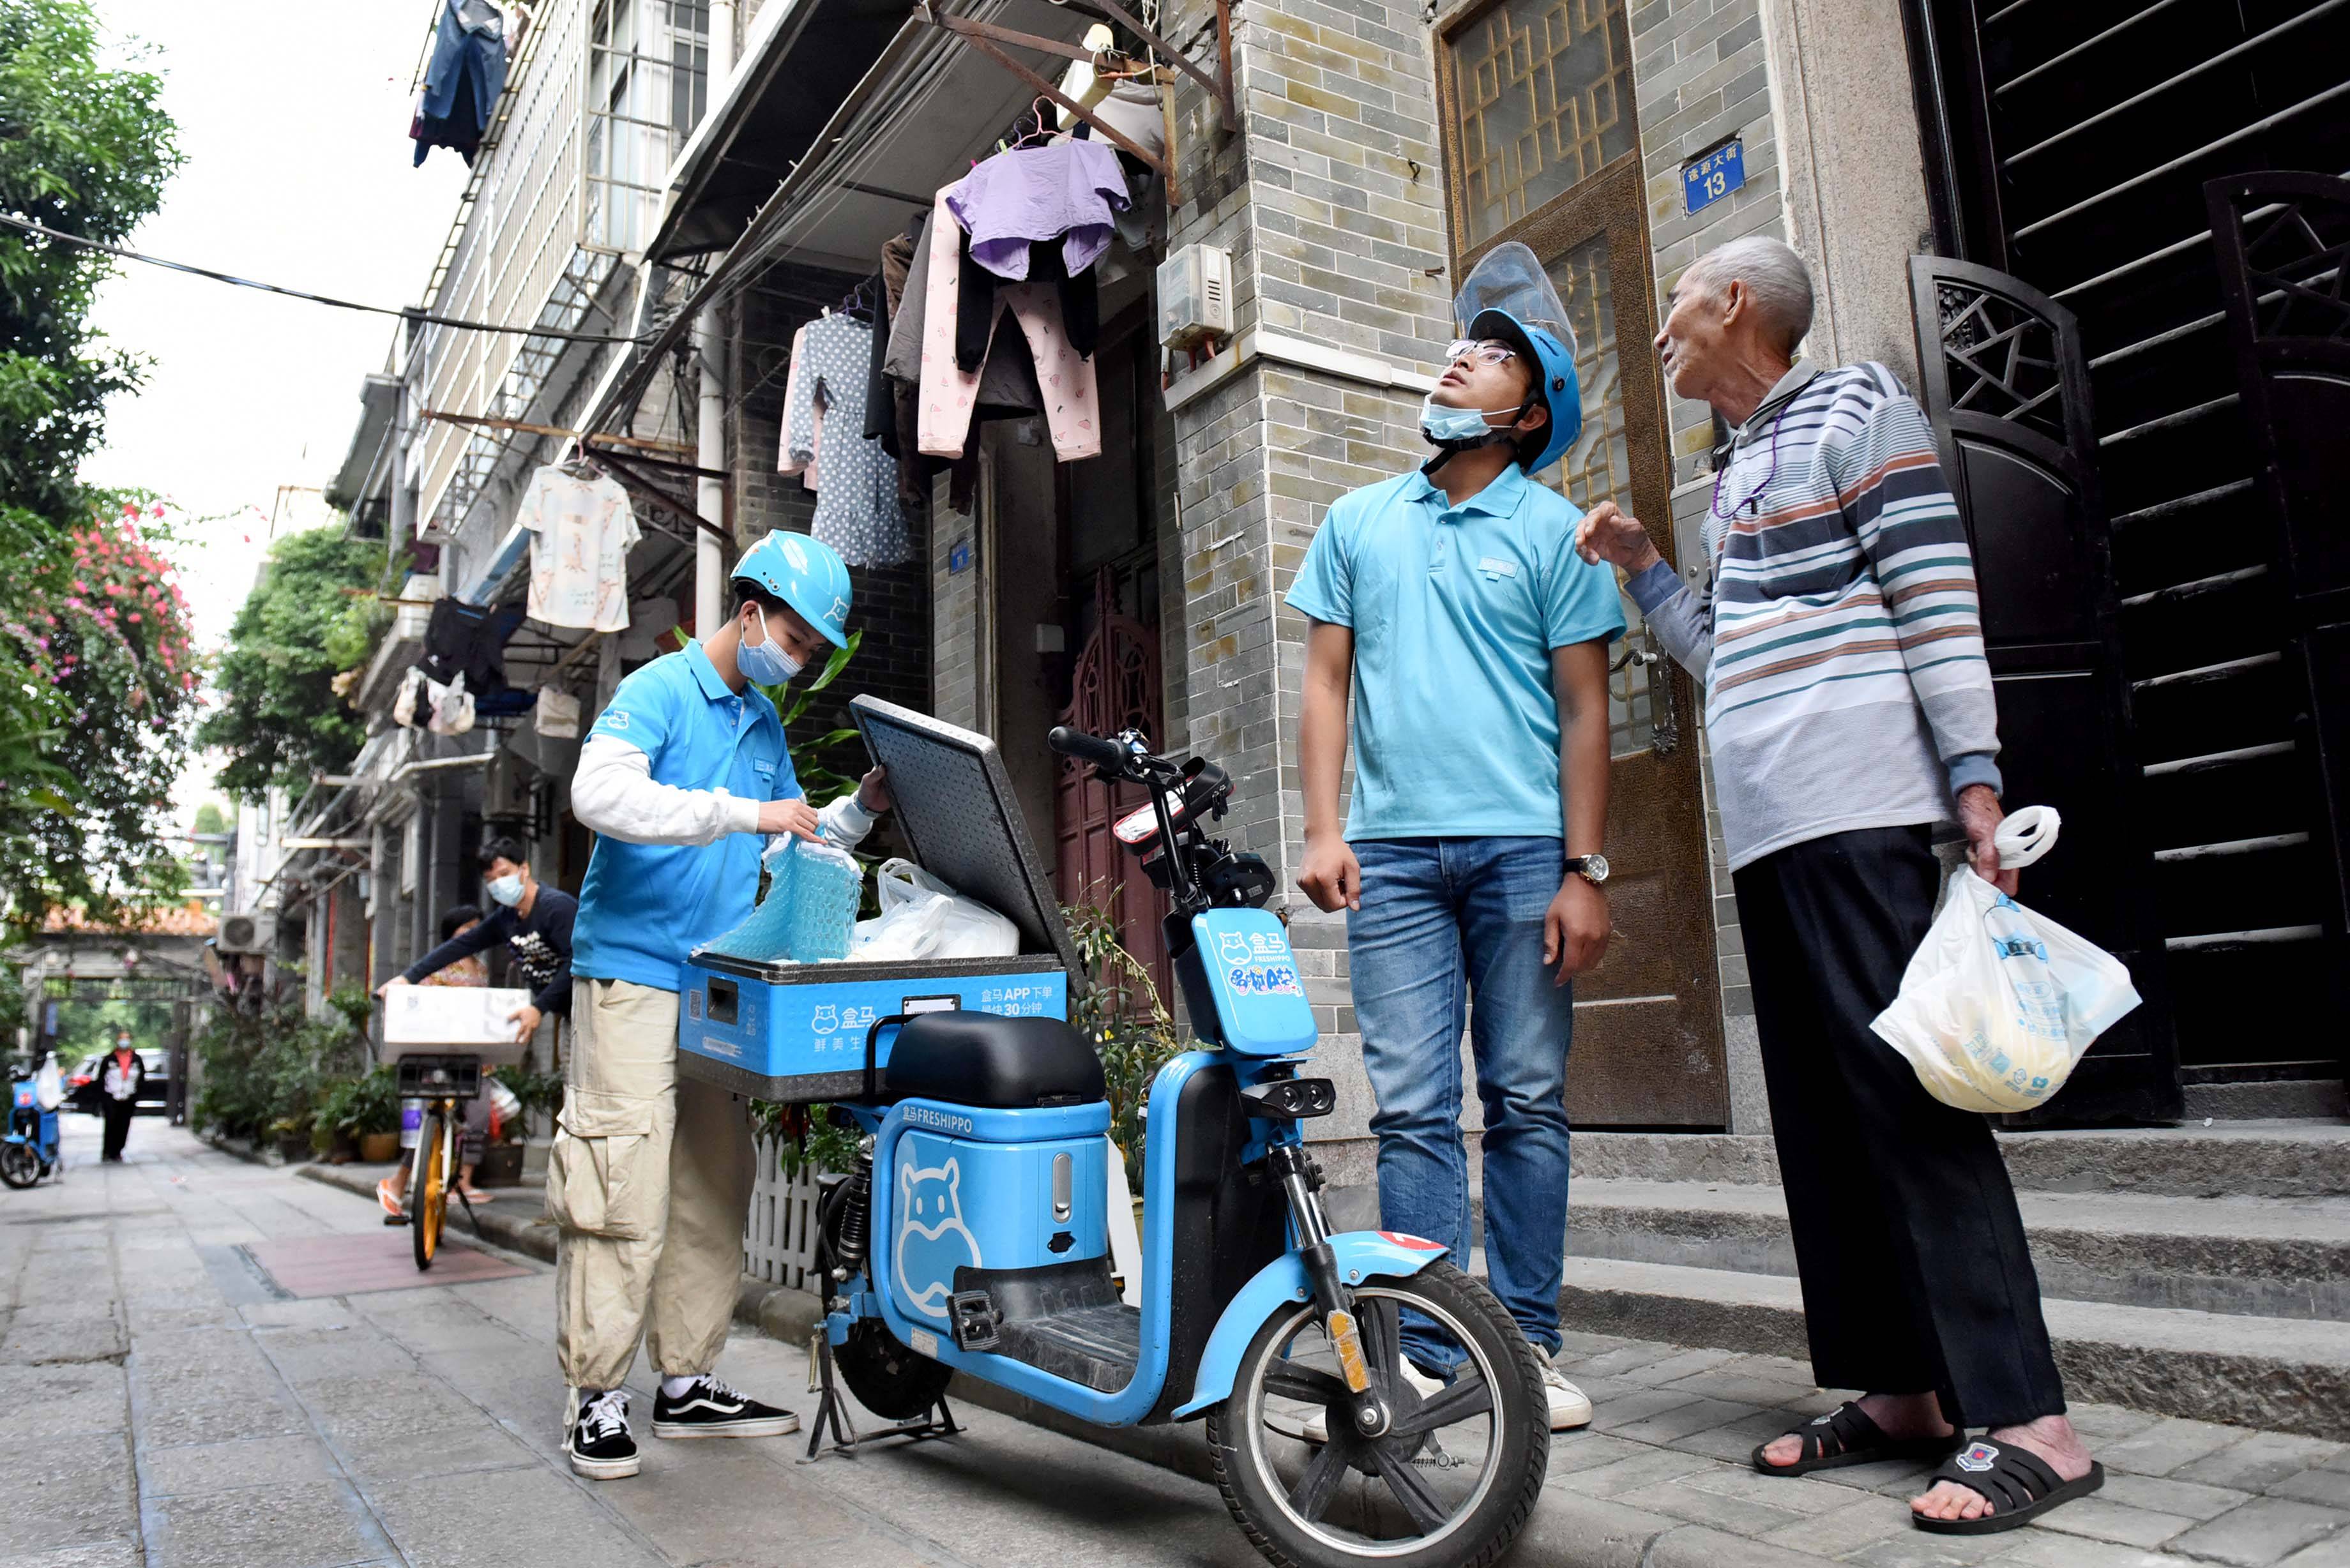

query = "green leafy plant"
[
  {"left": 492, "top": 1063, "right": 564, "bottom": 1136},
  {"left": 750, "top": 1098, "right": 864, "bottom": 1182},
  {"left": 1063, "top": 894, "right": 1184, "bottom": 1187},
  {"left": 193, "top": 985, "right": 372, "bottom": 1143},
  {"left": 755, "top": 627, "right": 866, "bottom": 808},
  {"left": 317, "top": 1065, "right": 400, "bottom": 1140}
]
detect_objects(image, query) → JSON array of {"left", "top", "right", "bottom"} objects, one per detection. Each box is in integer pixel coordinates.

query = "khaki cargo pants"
[{"left": 549, "top": 977, "right": 754, "bottom": 1394}]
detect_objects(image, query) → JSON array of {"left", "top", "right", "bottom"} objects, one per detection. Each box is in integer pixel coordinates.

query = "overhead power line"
[{"left": 0, "top": 212, "right": 650, "bottom": 345}]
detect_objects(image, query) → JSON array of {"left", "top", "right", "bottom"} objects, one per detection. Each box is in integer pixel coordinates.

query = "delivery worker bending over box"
[{"left": 557, "top": 529, "right": 891, "bottom": 1481}]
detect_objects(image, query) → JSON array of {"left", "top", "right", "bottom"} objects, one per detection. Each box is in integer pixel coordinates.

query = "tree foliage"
[
  {"left": 0, "top": 497, "right": 201, "bottom": 926},
  {"left": 197, "top": 525, "right": 387, "bottom": 800},
  {"left": 0, "top": 0, "right": 179, "bottom": 517},
  {"left": 0, "top": 1, "right": 195, "bottom": 929}
]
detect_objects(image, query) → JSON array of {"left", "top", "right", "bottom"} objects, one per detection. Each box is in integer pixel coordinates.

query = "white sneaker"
[
  {"left": 1536, "top": 1346, "right": 1593, "bottom": 1431},
  {"left": 1263, "top": 1356, "right": 1449, "bottom": 1445}
]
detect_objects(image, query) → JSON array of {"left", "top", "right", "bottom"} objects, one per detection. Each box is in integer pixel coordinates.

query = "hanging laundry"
[
  {"left": 945, "top": 141, "right": 1130, "bottom": 281},
  {"left": 517, "top": 464, "right": 640, "bottom": 631},
  {"left": 536, "top": 686, "right": 582, "bottom": 740},
  {"left": 419, "top": 598, "right": 527, "bottom": 697},
  {"left": 788, "top": 313, "right": 912, "bottom": 566},
  {"left": 957, "top": 230, "right": 1098, "bottom": 372},
  {"left": 777, "top": 323, "right": 822, "bottom": 491},
  {"left": 413, "top": 0, "right": 508, "bottom": 167},
  {"left": 862, "top": 266, "right": 895, "bottom": 448},
  {"left": 886, "top": 209, "right": 1042, "bottom": 424},
  {"left": 915, "top": 190, "right": 1101, "bottom": 463}
]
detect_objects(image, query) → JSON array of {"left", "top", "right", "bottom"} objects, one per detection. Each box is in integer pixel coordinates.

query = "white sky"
[{"left": 79, "top": 1, "right": 471, "bottom": 827}]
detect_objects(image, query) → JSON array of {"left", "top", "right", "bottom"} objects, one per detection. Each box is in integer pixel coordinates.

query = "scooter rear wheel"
[
  {"left": 1208, "top": 1260, "right": 1549, "bottom": 1568},
  {"left": 0, "top": 1141, "right": 40, "bottom": 1189},
  {"left": 835, "top": 1319, "right": 954, "bottom": 1419}
]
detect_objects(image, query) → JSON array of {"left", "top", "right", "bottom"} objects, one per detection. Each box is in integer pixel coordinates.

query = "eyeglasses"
[{"left": 1443, "top": 340, "right": 1517, "bottom": 367}]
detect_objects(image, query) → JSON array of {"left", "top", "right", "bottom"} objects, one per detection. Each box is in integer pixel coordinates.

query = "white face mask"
[
  {"left": 486, "top": 873, "right": 525, "bottom": 907},
  {"left": 736, "top": 608, "right": 804, "bottom": 685}
]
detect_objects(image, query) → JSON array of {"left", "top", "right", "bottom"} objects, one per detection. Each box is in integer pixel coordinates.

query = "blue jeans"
[{"left": 1348, "top": 838, "right": 1574, "bottom": 1364}]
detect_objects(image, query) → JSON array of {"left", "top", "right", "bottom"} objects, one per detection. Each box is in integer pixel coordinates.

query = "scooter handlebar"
[{"left": 1047, "top": 726, "right": 1132, "bottom": 770}]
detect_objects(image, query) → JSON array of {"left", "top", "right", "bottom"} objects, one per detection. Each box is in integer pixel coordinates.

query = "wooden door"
[
  {"left": 1437, "top": 0, "right": 1726, "bottom": 1126},
  {"left": 1909, "top": 257, "right": 2181, "bottom": 1124},
  {"left": 1054, "top": 566, "right": 1173, "bottom": 1007}
]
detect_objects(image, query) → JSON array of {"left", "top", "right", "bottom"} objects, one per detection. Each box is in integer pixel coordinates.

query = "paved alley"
[{"left": 7, "top": 1115, "right": 2350, "bottom": 1568}]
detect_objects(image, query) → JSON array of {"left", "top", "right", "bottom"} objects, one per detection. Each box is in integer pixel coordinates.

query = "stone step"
[
  {"left": 1554, "top": 1255, "right": 2350, "bottom": 1442},
  {"left": 1565, "top": 1179, "right": 2350, "bottom": 1321},
  {"left": 1563, "top": 1119, "right": 2350, "bottom": 1198}
]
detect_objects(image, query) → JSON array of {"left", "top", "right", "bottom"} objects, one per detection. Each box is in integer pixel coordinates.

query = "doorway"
[{"left": 1437, "top": 0, "right": 1727, "bottom": 1126}]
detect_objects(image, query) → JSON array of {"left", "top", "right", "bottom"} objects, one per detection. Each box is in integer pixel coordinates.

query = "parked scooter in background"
[{"left": 2, "top": 1053, "right": 64, "bottom": 1189}]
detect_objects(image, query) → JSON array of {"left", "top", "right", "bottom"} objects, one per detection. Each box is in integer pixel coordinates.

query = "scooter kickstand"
[{"left": 798, "top": 1320, "right": 962, "bottom": 1463}]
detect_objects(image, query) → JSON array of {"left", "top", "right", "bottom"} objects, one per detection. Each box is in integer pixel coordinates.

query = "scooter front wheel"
[
  {"left": 1208, "top": 1260, "right": 1548, "bottom": 1568},
  {"left": 0, "top": 1141, "right": 40, "bottom": 1189}
]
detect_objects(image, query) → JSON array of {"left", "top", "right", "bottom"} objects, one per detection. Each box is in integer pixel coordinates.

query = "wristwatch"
[{"left": 1565, "top": 854, "right": 1610, "bottom": 887}]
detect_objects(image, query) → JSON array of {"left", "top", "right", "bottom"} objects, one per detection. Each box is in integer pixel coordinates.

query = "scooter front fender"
[{"left": 1171, "top": 1230, "right": 1446, "bottom": 1419}]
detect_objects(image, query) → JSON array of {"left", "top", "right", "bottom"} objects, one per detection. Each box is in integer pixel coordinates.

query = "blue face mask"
[
  {"left": 1419, "top": 395, "right": 1515, "bottom": 444},
  {"left": 486, "top": 873, "right": 525, "bottom": 907},
  {"left": 736, "top": 610, "right": 804, "bottom": 686}
]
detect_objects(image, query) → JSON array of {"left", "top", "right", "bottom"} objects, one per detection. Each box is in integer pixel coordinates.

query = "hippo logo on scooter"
[{"left": 895, "top": 1156, "right": 982, "bottom": 1317}]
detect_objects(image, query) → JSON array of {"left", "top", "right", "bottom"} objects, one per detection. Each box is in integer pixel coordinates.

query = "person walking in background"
[
  {"left": 1290, "top": 244, "right": 1622, "bottom": 1434},
  {"left": 97, "top": 1031, "right": 144, "bottom": 1163},
  {"left": 1576, "top": 234, "right": 2102, "bottom": 1534}
]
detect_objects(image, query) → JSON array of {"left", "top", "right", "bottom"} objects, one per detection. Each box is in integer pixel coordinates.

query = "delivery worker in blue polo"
[
  {"left": 1285, "top": 243, "right": 1625, "bottom": 1437},
  {"left": 554, "top": 529, "right": 890, "bottom": 1481}
]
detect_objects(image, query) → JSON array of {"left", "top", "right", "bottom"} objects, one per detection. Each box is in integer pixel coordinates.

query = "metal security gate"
[
  {"left": 1911, "top": 258, "right": 2179, "bottom": 1122},
  {"left": 1904, "top": 0, "right": 2350, "bottom": 1094}
]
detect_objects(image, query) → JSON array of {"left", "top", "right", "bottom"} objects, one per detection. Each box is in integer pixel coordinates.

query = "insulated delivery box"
[{"left": 676, "top": 697, "right": 1081, "bottom": 1103}]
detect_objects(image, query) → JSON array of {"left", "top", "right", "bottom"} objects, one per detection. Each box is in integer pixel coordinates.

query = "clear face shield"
[{"left": 1420, "top": 242, "right": 1582, "bottom": 473}]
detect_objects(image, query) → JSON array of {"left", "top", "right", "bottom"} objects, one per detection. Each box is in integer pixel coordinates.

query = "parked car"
[{"left": 68, "top": 1048, "right": 169, "bottom": 1115}]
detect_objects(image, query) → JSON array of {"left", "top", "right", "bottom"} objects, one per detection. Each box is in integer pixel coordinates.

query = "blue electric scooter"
[
  {"left": 3, "top": 1058, "right": 63, "bottom": 1189},
  {"left": 804, "top": 726, "right": 1549, "bottom": 1568}
]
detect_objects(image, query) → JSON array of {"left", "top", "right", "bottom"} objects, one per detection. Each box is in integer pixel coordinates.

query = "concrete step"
[
  {"left": 1566, "top": 1179, "right": 2350, "bottom": 1320},
  {"left": 1554, "top": 1254, "right": 2350, "bottom": 1442},
  {"left": 1565, "top": 1119, "right": 2350, "bottom": 1198}
]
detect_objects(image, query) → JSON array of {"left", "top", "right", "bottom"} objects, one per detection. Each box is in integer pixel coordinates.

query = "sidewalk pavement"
[{"left": 295, "top": 1154, "right": 2350, "bottom": 1568}]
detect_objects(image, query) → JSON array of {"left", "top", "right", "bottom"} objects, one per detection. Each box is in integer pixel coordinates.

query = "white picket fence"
[{"left": 741, "top": 1135, "right": 826, "bottom": 1292}]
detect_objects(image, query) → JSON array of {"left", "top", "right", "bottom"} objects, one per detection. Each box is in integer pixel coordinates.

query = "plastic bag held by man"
[{"left": 1870, "top": 807, "right": 2142, "bottom": 1113}]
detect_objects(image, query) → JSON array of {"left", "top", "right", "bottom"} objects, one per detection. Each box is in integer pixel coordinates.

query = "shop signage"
[{"left": 1683, "top": 140, "right": 1745, "bottom": 215}]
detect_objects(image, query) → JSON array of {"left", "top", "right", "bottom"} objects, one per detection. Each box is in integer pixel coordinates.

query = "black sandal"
[
  {"left": 1752, "top": 1401, "right": 1959, "bottom": 1477},
  {"left": 1913, "top": 1440, "right": 2105, "bottom": 1534}
]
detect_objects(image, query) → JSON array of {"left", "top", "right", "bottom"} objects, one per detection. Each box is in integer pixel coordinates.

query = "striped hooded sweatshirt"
[{"left": 1627, "top": 361, "right": 2002, "bottom": 871}]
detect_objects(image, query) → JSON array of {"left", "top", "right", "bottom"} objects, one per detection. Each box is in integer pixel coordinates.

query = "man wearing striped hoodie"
[{"left": 1579, "top": 236, "right": 2101, "bottom": 1535}]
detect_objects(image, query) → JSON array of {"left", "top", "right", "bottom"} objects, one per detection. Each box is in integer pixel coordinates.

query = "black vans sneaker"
[
  {"left": 651, "top": 1375, "right": 800, "bottom": 1439},
  {"left": 565, "top": 1389, "right": 641, "bottom": 1479}
]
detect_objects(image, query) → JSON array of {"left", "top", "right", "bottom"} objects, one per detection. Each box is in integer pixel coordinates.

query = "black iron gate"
[
  {"left": 1911, "top": 257, "right": 2179, "bottom": 1124},
  {"left": 2206, "top": 172, "right": 2350, "bottom": 1086},
  {"left": 1902, "top": 0, "right": 2350, "bottom": 1092}
]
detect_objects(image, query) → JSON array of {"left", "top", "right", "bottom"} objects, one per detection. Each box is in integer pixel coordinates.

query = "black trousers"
[
  {"left": 1734, "top": 825, "right": 2066, "bottom": 1430},
  {"left": 102, "top": 1099, "right": 135, "bottom": 1161}
]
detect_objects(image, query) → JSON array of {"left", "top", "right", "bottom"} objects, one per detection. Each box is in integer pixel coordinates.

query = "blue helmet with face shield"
[{"left": 1436, "top": 241, "right": 1583, "bottom": 476}]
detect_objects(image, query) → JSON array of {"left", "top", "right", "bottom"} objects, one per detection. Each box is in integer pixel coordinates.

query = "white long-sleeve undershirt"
[{"left": 570, "top": 733, "right": 878, "bottom": 851}]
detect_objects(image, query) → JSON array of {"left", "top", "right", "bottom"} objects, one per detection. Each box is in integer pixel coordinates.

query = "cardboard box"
[{"left": 382, "top": 986, "right": 535, "bottom": 1055}]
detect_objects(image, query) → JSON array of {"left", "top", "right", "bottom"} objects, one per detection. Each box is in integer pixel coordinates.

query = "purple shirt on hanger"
[{"left": 945, "top": 140, "right": 1132, "bottom": 281}]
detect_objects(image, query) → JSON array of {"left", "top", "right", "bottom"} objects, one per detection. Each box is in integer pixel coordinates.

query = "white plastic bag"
[
  {"left": 1870, "top": 806, "right": 2142, "bottom": 1113},
  {"left": 850, "top": 858, "right": 1018, "bottom": 960},
  {"left": 33, "top": 1056, "right": 63, "bottom": 1112}
]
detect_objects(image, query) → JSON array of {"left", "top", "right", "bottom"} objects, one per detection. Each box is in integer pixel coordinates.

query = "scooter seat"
[{"left": 884, "top": 1011, "right": 1106, "bottom": 1110}]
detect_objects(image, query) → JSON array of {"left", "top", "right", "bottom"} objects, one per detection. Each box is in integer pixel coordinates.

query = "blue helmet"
[
  {"left": 731, "top": 530, "right": 852, "bottom": 648},
  {"left": 1453, "top": 242, "right": 1583, "bottom": 475}
]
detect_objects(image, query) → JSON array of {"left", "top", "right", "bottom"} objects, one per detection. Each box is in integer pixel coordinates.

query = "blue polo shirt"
[
  {"left": 1285, "top": 463, "right": 1625, "bottom": 841},
  {"left": 572, "top": 640, "right": 801, "bottom": 990}
]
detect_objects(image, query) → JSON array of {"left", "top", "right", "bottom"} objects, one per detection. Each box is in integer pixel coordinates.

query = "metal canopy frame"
[{"left": 910, "top": 0, "right": 1238, "bottom": 180}]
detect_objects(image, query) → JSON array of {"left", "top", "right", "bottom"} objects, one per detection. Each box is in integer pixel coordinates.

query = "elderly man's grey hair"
[{"left": 1687, "top": 236, "right": 1815, "bottom": 355}]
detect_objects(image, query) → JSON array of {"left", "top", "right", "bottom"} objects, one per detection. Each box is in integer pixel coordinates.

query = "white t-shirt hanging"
[{"left": 519, "top": 465, "right": 641, "bottom": 631}]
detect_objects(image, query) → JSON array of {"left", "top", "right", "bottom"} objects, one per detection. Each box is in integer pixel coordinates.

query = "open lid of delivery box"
[{"left": 850, "top": 696, "right": 1086, "bottom": 984}]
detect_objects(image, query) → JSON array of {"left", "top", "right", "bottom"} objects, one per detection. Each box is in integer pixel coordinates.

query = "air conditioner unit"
[
  {"left": 1157, "top": 243, "right": 1234, "bottom": 351},
  {"left": 483, "top": 748, "right": 538, "bottom": 822},
  {"left": 216, "top": 911, "right": 277, "bottom": 955}
]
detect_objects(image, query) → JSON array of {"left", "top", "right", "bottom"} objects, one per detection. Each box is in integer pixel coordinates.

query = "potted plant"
[
  {"left": 345, "top": 1067, "right": 403, "bottom": 1163},
  {"left": 312, "top": 1078, "right": 361, "bottom": 1162},
  {"left": 269, "top": 1114, "right": 312, "bottom": 1163},
  {"left": 495, "top": 1066, "right": 564, "bottom": 1183}
]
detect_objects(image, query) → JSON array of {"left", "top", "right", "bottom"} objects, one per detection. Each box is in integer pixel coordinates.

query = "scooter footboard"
[{"left": 1171, "top": 1230, "right": 1446, "bottom": 1419}]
